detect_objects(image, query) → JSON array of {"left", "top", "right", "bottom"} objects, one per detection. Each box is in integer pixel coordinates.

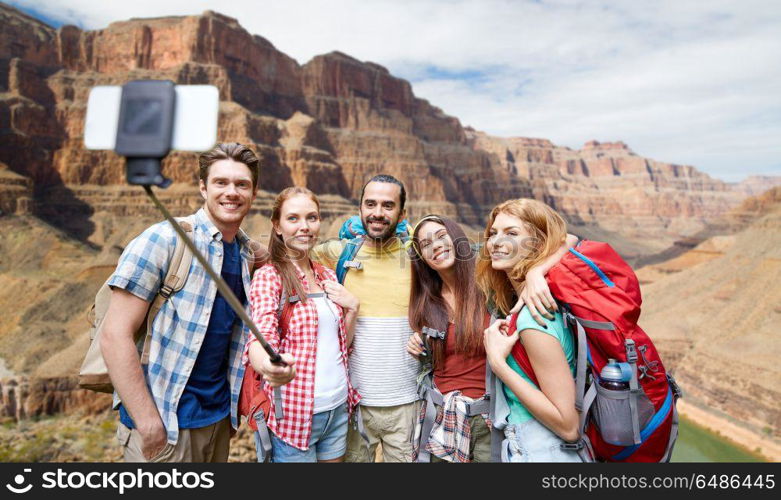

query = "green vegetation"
[
  {"left": 0, "top": 414, "right": 120, "bottom": 462},
  {"left": 672, "top": 415, "right": 768, "bottom": 462}
]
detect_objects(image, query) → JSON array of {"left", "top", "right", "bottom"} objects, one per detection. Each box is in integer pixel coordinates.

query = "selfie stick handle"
[
  {"left": 142, "top": 184, "right": 285, "bottom": 366},
  {"left": 127, "top": 158, "right": 172, "bottom": 188}
]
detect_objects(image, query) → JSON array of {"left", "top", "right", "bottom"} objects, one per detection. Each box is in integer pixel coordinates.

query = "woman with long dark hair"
[
  {"left": 245, "top": 187, "right": 361, "bottom": 462},
  {"left": 405, "top": 214, "right": 491, "bottom": 462}
]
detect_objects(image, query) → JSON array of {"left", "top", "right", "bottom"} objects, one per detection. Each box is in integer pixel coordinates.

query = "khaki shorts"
[
  {"left": 116, "top": 417, "right": 231, "bottom": 463},
  {"left": 345, "top": 401, "right": 418, "bottom": 463}
]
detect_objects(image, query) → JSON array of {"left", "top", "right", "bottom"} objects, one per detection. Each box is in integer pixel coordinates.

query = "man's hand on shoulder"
[{"left": 309, "top": 239, "right": 339, "bottom": 268}]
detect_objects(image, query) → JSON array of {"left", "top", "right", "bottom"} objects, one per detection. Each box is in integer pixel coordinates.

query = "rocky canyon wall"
[{"left": 1, "top": 3, "right": 758, "bottom": 251}]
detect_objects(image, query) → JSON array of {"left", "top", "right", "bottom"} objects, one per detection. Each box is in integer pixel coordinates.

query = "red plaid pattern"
[{"left": 245, "top": 262, "right": 360, "bottom": 450}]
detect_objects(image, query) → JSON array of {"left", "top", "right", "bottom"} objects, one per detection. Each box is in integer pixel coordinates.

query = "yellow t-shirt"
[
  {"left": 312, "top": 238, "right": 411, "bottom": 318},
  {"left": 311, "top": 237, "right": 418, "bottom": 406}
]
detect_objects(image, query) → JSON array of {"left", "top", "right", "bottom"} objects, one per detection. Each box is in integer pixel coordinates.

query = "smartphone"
[{"left": 84, "top": 84, "right": 219, "bottom": 152}]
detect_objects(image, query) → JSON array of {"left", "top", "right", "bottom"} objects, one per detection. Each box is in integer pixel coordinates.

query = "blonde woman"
[{"left": 245, "top": 187, "right": 361, "bottom": 462}]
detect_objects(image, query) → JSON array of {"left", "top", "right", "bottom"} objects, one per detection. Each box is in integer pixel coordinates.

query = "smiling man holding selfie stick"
[{"left": 92, "top": 81, "right": 293, "bottom": 463}]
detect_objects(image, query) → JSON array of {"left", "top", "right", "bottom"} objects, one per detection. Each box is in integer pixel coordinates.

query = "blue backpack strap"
[
  {"left": 339, "top": 215, "right": 365, "bottom": 240},
  {"left": 396, "top": 219, "right": 411, "bottom": 243},
  {"left": 335, "top": 217, "right": 407, "bottom": 283},
  {"left": 336, "top": 237, "right": 364, "bottom": 284}
]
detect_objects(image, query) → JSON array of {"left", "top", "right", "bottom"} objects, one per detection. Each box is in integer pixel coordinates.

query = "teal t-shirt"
[{"left": 503, "top": 307, "right": 576, "bottom": 425}]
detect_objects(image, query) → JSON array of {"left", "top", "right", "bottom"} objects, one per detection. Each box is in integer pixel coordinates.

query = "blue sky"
[{"left": 11, "top": 0, "right": 781, "bottom": 183}]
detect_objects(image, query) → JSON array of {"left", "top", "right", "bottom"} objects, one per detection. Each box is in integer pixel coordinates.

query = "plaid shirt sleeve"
[
  {"left": 107, "top": 222, "right": 175, "bottom": 302},
  {"left": 242, "top": 261, "right": 361, "bottom": 450},
  {"left": 244, "top": 263, "right": 282, "bottom": 365}
]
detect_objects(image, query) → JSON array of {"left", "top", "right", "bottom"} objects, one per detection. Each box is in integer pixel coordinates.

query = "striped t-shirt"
[{"left": 312, "top": 238, "right": 419, "bottom": 407}]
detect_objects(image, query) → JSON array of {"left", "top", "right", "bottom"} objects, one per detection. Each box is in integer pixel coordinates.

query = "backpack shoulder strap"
[
  {"left": 415, "top": 367, "right": 440, "bottom": 463},
  {"left": 272, "top": 285, "right": 301, "bottom": 421},
  {"left": 514, "top": 304, "right": 590, "bottom": 412},
  {"left": 277, "top": 288, "right": 298, "bottom": 335},
  {"left": 336, "top": 237, "right": 364, "bottom": 284},
  {"left": 160, "top": 216, "right": 195, "bottom": 298},
  {"left": 509, "top": 308, "right": 598, "bottom": 461},
  {"left": 396, "top": 219, "right": 411, "bottom": 242},
  {"left": 271, "top": 286, "right": 328, "bottom": 422},
  {"left": 311, "top": 261, "right": 329, "bottom": 282},
  {"left": 486, "top": 312, "right": 513, "bottom": 462},
  {"left": 508, "top": 309, "right": 541, "bottom": 388},
  {"left": 140, "top": 217, "right": 195, "bottom": 365}
]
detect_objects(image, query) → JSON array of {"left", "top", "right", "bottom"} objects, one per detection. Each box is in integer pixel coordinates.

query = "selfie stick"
[
  {"left": 114, "top": 79, "right": 283, "bottom": 365},
  {"left": 141, "top": 183, "right": 284, "bottom": 365}
]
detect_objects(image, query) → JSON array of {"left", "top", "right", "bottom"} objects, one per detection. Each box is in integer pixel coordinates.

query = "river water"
[{"left": 671, "top": 416, "right": 766, "bottom": 462}]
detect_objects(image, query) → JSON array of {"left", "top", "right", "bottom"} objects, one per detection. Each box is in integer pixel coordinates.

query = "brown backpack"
[{"left": 78, "top": 218, "right": 195, "bottom": 393}]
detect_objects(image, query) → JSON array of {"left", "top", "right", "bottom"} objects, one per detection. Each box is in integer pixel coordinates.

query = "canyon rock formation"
[
  {"left": 1, "top": 3, "right": 779, "bottom": 459},
  {"left": 639, "top": 187, "right": 781, "bottom": 445},
  {"left": 1, "top": 3, "right": 762, "bottom": 256}
]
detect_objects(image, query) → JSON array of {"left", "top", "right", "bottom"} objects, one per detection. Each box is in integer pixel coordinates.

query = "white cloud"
[{"left": 11, "top": 0, "right": 781, "bottom": 182}]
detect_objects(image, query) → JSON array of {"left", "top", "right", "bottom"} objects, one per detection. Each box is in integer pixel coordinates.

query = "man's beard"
[{"left": 362, "top": 215, "right": 397, "bottom": 241}]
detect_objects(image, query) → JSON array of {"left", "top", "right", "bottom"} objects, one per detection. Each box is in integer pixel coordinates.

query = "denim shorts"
[
  {"left": 502, "top": 418, "right": 583, "bottom": 463},
  {"left": 257, "top": 402, "right": 349, "bottom": 463}
]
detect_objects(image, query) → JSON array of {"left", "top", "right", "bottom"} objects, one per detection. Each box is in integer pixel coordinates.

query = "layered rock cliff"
[
  {"left": 0, "top": 163, "right": 33, "bottom": 215},
  {"left": 1, "top": 3, "right": 779, "bottom": 443},
  {"left": 469, "top": 132, "right": 745, "bottom": 254},
  {"left": 1, "top": 2, "right": 762, "bottom": 253},
  {"left": 0, "top": 376, "right": 110, "bottom": 421},
  {"left": 733, "top": 176, "right": 781, "bottom": 197},
  {"left": 0, "top": 4, "right": 531, "bottom": 235}
]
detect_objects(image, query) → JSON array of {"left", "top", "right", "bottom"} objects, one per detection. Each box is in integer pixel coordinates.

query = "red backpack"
[
  {"left": 238, "top": 295, "right": 295, "bottom": 433},
  {"left": 508, "top": 240, "right": 681, "bottom": 462},
  {"left": 238, "top": 293, "right": 295, "bottom": 463}
]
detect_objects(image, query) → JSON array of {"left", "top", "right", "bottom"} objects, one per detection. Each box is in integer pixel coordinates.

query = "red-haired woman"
[
  {"left": 245, "top": 187, "right": 361, "bottom": 462},
  {"left": 477, "top": 198, "right": 583, "bottom": 462}
]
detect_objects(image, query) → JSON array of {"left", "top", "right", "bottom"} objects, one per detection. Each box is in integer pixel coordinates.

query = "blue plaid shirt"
[{"left": 108, "top": 208, "right": 251, "bottom": 444}]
